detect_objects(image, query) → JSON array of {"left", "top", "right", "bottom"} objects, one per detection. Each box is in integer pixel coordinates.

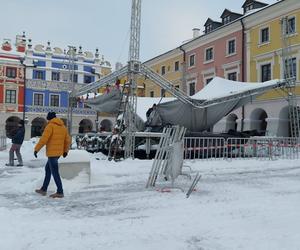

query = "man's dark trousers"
[{"left": 41, "top": 157, "right": 63, "bottom": 194}]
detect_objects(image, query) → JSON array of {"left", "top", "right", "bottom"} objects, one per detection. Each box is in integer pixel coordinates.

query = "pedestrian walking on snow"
[
  {"left": 6, "top": 120, "right": 25, "bottom": 167},
  {"left": 34, "top": 112, "right": 71, "bottom": 198}
]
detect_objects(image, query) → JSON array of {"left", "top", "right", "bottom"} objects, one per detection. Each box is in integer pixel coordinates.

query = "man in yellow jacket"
[{"left": 34, "top": 112, "right": 71, "bottom": 198}]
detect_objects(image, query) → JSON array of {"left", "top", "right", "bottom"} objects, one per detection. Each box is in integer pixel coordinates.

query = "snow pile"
[
  {"left": 59, "top": 149, "right": 90, "bottom": 163},
  {"left": 0, "top": 140, "right": 300, "bottom": 250}
]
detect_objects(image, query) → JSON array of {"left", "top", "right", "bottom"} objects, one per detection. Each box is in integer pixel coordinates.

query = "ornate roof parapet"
[
  {"left": 77, "top": 45, "right": 85, "bottom": 62},
  {"left": 45, "top": 41, "right": 52, "bottom": 55},
  {"left": 94, "top": 48, "right": 101, "bottom": 65},
  {"left": 1, "top": 38, "right": 12, "bottom": 51}
]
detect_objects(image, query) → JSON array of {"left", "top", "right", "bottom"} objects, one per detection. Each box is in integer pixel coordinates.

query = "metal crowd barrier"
[
  {"left": 74, "top": 133, "right": 300, "bottom": 161},
  {"left": 184, "top": 137, "right": 300, "bottom": 161},
  {"left": 0, "top": 136, "right": 7, "bottom": 151},
  {"left": 184, "top": 137, "right": 226, "bottom": 160}
]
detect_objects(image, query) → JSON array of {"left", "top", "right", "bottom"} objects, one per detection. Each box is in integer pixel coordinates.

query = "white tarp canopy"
[
  {"left": 85, "top": 77, "right": 285, "bottom": 132},
  {"left": 191, "top": 77, "right": 280, "bottom": 100}
]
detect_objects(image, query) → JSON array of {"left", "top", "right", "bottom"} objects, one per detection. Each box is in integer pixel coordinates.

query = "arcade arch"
[
  {"left": 5, "top": 116, "right": 21, "bottom": 138},
  {"left": 31, "top": 117, "right": 47, "bottom": 137},
  {"left": 100, "top": 119, "right": 113, "bottom": 132},
  {"left": 249, "top": 108, "right": 268, "bottom": 135},
  {"left": 79, "top": 119, "right": 93, "bottom": 133}
]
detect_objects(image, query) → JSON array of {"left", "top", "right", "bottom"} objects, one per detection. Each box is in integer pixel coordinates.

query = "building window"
[
  {"left": 260, "top": 27, "right": 269, "bottom": 43},
  {"left": 189, "top": 54, "right": 195, "bottom": 67},
  {"left": 34, "top": 70, "right": 45, "bottom": 80},
  {"left": 284, "top": 57, "right": 297, "bottom": 79},
  {"left": 69, "top": 74, "right": 78, "bottom": 83},
  {"left": 50, "top": 94, "right": 60, "bottom": 107},
  {"left": 175, "top": 85, "right": 180, "bottom": 89},
  {"left": 52, "top": 72, "right": 60, "bottom": 81},
  {"left": 174, "top": 61, "right": 179, "bottom": 71},
  {"left": 206, "top": 78, "right": 213, "bottom": 85},
  {"left": 286, "top": 17, "right": 296, "bottom": 34},
  {"left": 6, "top": 67, "right": 17, "bottom": 78},
  {"left": 84, "top": 75, "right": 92, "bottom": 83},
  {"left": 161, "top": 66, "right": 166, "bottom": 75},
  {"left": 206, "top": 24, "right": 212, "bottom": 33},
  {"left": 5, "top": 90, "right": 16, "bottom": 104},
  {"left": 223, "top": 15, "right": 231, "bottom": 24},
  {"left": 62, "top": 72, "right": 69, "bottom": 82},
  {"left": 150, "top": 91, "right": 154, "bottom": 97},
  {"left": 189, "top": 82, "right": 195, "bottom": 96},
  {"left": 34, "top": 93, "right": 44, "bottom": 106},
  {"left": 161, "top": 89, "right": 166, "bottom": 97},
  {"left": 227, "top": 39, "right": 236, "bottom": 55},
  {"left": 205, "top": 48, "right": 213, "bottom": 61},
  {"left": 228, "top": 72, "right": 237, "bottom": 81},
  {"left": 261, "top": 63, "right": 271, "bottom": 82},
  {"left": 245, "top": 4, "right": 253, "bottom": 12}
]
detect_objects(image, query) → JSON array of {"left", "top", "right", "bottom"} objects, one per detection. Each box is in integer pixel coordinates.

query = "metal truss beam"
[{"left": 76, "top": 66, "right": 128, "bottom": 96}]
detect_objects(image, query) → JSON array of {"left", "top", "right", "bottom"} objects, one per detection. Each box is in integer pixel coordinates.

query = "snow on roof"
[{"left": 191, "top": 77, "right": 280, "bottom": 101}]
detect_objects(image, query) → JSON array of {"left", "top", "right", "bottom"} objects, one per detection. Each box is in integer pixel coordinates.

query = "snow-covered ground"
[{"left": 0, "top": 140, "right": 300, "bottom": 250}]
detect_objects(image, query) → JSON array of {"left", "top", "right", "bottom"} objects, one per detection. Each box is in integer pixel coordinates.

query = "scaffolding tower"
[{"left": 281, "top": 16, "right": 300, "bottom": 137}]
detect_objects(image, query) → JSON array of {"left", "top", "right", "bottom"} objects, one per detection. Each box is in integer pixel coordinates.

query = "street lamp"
[
  {"left": 20, "top": 59, "right": 37, "bottom": 121},
  {"left": 66, "top": 46, "right": 77, "bottom": 135}
]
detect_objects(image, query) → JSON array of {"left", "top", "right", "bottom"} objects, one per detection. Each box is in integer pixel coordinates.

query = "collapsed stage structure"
[
  {"left": 75, "top": 0, "right": 290, "bottom": 159},
  {"left": 85, "top": 77, "right": 286, "bottom": 132}
]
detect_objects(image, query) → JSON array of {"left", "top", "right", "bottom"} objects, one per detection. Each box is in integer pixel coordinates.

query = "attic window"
[
  {"left": 206, "top": 24, "right": 213, "bottom": 33},
  {"left": 223, "top": 15, "right": 231, "bottom": 24},
  {"left": 245, "top": 4, "right": 253, "bottom": 12}
]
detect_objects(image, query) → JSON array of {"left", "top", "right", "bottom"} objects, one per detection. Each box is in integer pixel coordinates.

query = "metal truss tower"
[
  {"left": 122, "top": 0, "right": 142, "bottom": 158},
  {"left": 281, "top": 17, "right": 299, "bottom": 137}
]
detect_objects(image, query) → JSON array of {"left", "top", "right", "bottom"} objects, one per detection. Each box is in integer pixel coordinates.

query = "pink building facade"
[{"left": 182, "top": 19, "right": 245, "bottom": 96}]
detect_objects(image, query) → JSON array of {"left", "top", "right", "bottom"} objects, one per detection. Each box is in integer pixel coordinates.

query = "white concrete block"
[{"left": 59, "top": 150, "right": 91, "bottom": 183}]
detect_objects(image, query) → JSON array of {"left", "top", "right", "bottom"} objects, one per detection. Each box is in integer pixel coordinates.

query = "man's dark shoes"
[
  {"left": 49, "top": 193, "right": 64, "bottom": 198},
  {"left": 17, "top": 164, "right": 23, "bottom": 167},
  {"left": 35, "top": 189, "right": 47, "bottom": 196},
  {"left": 5, "top": 163, "right": 13, "bottom": 167}
]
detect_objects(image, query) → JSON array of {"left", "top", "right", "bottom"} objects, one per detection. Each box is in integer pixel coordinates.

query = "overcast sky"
[{"left": 0, "top": 0, "right": 276, "bottom": 67}]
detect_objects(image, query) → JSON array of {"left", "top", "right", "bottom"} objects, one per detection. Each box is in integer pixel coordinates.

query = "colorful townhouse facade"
[
  {"left": 238, "top": 0, "right": 300, "bottom": 136},
  {"left": 0, "top": 35, "right": 26, "bottom": 136},
  {"left": 182, "top": 12, "right": 244, "bottom": 96},
  {"left": 143, "top": 0, "right": 300, "bottom": 136},
  {"left": 144, "top": 48, "right": 184, "bottom": 97},
  {"left": 0, "top": 33, "right": 112, "bottom": 138}
]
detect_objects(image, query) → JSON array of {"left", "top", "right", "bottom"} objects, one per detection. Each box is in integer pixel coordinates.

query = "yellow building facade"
[
  {"left": 246, "top": 0, "right": 300, "bottom": 99},
  {"left": 143, "top": 48, "right": 184, "bottom": 97},
  {"left": 229, "top": 0, "right": 300, "bottom": 136}
]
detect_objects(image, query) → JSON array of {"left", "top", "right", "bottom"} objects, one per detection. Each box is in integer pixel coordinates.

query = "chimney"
[{"left": 192, "top": 28, "right": 200, "bottom": 38}]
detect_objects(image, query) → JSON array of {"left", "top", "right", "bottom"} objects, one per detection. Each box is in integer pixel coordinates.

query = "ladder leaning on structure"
[{"left": 281, "top": 16, "right": 300, "bottom": 137}]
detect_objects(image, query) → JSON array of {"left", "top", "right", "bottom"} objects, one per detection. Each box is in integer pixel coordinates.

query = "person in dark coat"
[
  {"left": 145, "top": 104, "right": 163, "bottom": 132},
  {"left": 6, "top": 120, "right": 25, "bottom": 167}
]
